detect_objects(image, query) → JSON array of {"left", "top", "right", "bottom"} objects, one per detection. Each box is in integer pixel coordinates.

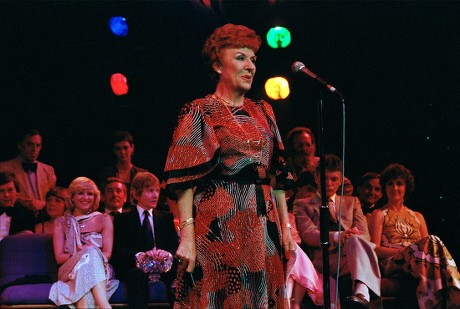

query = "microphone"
[{"left": 292, "top": 61, "right": 342, "bottom": 96}]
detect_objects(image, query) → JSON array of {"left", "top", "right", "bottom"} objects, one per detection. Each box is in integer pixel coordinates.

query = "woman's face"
[
  {"left": 385, "top": 177, "right": 406, "bottom": 203},
  {"left": 215, "top": 47, "right": 256, "bottom": 93},
  {"left": 45, "top": 195, "right": 65, "bottom": 219},
  {"left": 71, "top": 189, "right": 95, "bottom": 215}
]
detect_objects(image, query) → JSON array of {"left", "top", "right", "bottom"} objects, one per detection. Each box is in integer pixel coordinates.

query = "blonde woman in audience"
[
  {"left": 49, "top": 177, "right": 119, "bottom": 308},
  {"left": 35, "top": 187, "right": 68, "bottom": 235}
]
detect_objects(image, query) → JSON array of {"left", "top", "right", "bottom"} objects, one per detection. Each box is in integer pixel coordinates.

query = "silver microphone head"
[{"left": 292, "top": 61, "right": 306, "bottom": 73}]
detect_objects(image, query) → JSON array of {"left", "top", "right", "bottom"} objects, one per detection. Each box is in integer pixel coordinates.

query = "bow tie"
[
  {"left": 22, "top": 162, "right": 38, "bottom": 173},
  {"left": 0, "top": 206, "right": 14, "bottom": 216}
]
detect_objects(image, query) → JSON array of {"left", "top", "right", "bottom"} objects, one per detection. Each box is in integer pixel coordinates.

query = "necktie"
[
  {"left": 22, "top": 162, "right": 37, "bottom": 173},
  {"left": 328, "top": 198, "right": 337, "bottom": 223},
  {"left": 142, "top": 210, "right": 155, "bottom": 249},
  {"left": 109, "top": 211, "right": 118, "bottom": 217}
]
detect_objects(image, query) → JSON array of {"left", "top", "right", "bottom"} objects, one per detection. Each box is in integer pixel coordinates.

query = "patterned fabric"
[
  {"left": 379, "top": 207, "right": 460, "bottom": 308},
  {"left": 165, "top": 96, "right": 293, "bottom": 308},
  {"left": 49, "top": 212, "right": 119, "bottom": 308},
  {"left": 381, "top": 207, "right": 421, "bottom": 248}
]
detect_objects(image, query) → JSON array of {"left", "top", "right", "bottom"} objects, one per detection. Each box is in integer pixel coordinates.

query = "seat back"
[{"left": 0, "top": 233, "right": 58, "bottom": 286}]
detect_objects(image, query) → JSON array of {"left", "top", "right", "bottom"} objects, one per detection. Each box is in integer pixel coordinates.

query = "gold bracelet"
[
  {"left": 281, "top": 223, "right": 292, "bottom": 229},
  {"left": 179, "top": 218, "right": 195, "bottom": 231}
]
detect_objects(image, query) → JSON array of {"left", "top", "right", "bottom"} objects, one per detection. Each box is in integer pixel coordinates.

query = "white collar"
[{"left": 136, "top": 205, "right": 153, "bottom": 218}]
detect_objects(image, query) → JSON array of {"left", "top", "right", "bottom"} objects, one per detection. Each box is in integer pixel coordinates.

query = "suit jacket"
[
  {"left": 293, "top": 194, "right": 370, "bottom": 263},
  {"left": 111, "top": 207, "right": 179, "bottom": 282},
  {"left": 0, "top": 156, "right": 56, "bottom": 201},
  {"left": 3, "top": 202, "right": 36, "bottom": 236}
]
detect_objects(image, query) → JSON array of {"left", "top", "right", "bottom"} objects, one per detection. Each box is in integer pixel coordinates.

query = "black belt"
[{"left": 214, "top": 164, "right": 270, "bottom": 185}]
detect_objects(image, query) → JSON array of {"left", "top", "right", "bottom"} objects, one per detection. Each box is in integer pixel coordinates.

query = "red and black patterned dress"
[{"left": 165, "top": 95, "right": 293, "bottom": 308}]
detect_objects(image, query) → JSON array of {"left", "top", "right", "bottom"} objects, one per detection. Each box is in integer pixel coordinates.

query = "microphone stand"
[{"left": 317, "top": 89, "right": 331, "bottom": 309}]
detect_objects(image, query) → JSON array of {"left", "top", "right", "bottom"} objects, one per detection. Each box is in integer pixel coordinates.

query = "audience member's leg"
[
  {"left": 75, "top": 294, "right": 88, "bottom": 309},
  {"left": 291, "top": 282, "right": 307, "bottom": 309},
  {"left": 91, "top": 280, "right": 111, "bottom": 308},
  {"left": 344, "top": 235, "right": 381, "bottom": 299},
  {"left": 126, "top": 268, "right": 149, "bottom": 309}
]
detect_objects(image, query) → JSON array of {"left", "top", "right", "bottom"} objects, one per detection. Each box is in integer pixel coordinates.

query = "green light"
[{"left": 266, "top": 26, "right": 291, "bottom": 49}]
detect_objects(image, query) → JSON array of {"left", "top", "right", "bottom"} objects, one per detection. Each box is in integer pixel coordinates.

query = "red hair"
[{"left": 202, "top": 23, "right": 262, "bottom": 81}]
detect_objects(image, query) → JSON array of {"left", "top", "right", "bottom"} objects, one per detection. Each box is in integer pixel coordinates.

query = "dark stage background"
[{"left": 2, "top": 1, "right": 459, "bottom": 258}]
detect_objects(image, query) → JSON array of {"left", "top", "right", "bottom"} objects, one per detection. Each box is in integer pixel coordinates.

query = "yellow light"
[{"left": 264, "top": 77, "right": 290, "bottom": 100}]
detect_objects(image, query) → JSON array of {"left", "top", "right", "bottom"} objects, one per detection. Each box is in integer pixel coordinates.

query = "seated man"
[
  {"left": 0, "top": 130, "right": 56, "bottom": 212},
  {"left": 111, "top": 172, "right": 178, "bottom": 309},
  {"left": 356, "top": 172, "right": 382, "bottom": 220},
  {"left": 99, "top": 177, "right": 131, "bottom": 218},
  {"left": 0, "top": 172, "right": 36, "bottom": 241},
  {"left": 294, "top": 154, "right": 381, "bottom": 308}
]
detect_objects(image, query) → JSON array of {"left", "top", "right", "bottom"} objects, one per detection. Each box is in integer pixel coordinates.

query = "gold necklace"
[
  {"left": 213, "top": 93, "right": 243, "bottom": 107},
  {"left": 213, "top": 94, "right": 264, "bottom": 165}
]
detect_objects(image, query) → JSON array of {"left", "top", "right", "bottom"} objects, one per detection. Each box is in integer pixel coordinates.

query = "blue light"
[{"left": 109, "top": 16, "right": 128, "bottom": 37}]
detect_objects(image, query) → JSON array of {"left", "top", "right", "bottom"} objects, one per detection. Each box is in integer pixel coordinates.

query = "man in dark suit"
[
  {"left": 0, "top": 130, "right": 56, "bottom": 212},
  {"left": 112, "top": 172, "right": 178, "bottom": 309},
  {"left": 0, "top": 172, "right": 35, "bottom": 242},
  {"left": 294, "top": 154, "right": 381, "bottom": 308}
]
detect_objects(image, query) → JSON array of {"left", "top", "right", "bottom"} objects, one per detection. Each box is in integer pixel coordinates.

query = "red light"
[{"left": 110, "top": 73, "right": 128, "bottom": 96}]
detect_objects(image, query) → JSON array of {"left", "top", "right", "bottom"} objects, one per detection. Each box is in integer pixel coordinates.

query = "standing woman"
[
  {"left": 49, "top": 177, "right": 119, "bottom": 308},
  {"left": 369, "top": 163, "right": 460, "bottom": 308},
  {"left": 164, "top": 24, "right": 296, "bottom": 308}
]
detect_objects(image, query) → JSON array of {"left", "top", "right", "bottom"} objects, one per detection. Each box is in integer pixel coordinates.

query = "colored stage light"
[
  {"left": 266, "top": 26, "right": 291, "bottom": 49},
  {"left": 110, "top": 73, "right": 128, "bottom": 96},
  {"left": 265, "top": 77, "right": 290, "bottom": 100},
  {"left": 109, "top": 16, "right": 128, "bottom": 37}
]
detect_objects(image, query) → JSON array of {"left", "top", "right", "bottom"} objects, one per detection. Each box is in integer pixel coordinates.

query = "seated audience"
[
  {"left": 48, "top": 177, "right": 119, "bottom": 308},
  {"left": 99, "top": 177, "right": 130, "bottom": 218},
  {"left": 286, "top": 171, "right": 325, "bottom": 308},
  {"left": 0, "top": 129, "right": 56, "bottom": 213},
  {"left": 285, "top": 127, "right": 353, "bottom": 196},
  {"left": 112, "top": 172, "right": 178, "bottom": 309},
  {"left": 356, "top": 172, "right": 382, "bottom": 220},
  {"left": 369, "top": 163, "right": 460, "bottom": 308},
  {"left": 0, "top": 172, "right": 35, "bottom": 241},
  {"left": 294, "top": 154, "right": 381, "bottom": 308},
  {"left": 35, "top": 187, "right": 68, "bottom": 235},
  {"left": 98, "top": 131, "right": 147, "bottom": 208},
  {"left": 287, "top": 170, "right": 318, "bottom": 213}
]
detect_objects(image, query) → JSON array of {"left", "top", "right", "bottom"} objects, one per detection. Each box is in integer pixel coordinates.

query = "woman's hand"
[
  {"left": 76, "top": 243, "right": 94, "bottom": 251},
  {"left": 175, "top": 226, "right": 196, "bottom": 273},
  {"left": 281, "top": 227, "right": 297, "bottom": 260}
]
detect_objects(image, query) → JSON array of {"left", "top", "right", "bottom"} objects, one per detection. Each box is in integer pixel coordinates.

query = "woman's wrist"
[
  {"left": 281, "top": 223, "right": 292, "bottom": 229},
  {"left": 179, "top": 218, "right": 195, "bottom": 231}
]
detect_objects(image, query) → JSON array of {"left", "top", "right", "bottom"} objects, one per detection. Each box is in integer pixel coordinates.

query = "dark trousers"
[{"left": 125, "top": 268, "right": 150, "bottom": 309}]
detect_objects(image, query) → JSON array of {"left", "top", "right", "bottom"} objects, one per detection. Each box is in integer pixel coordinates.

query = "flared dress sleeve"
[
  {"left": 164, "top": 98, "right": 220, "bottom": 191},
  {"left": 259, "top": 100, "right": 294, "bottom": 190}
]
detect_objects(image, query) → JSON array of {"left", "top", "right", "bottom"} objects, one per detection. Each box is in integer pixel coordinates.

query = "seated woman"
[
  {"left": 369, "top": 163, "right": 460, "bottom": 308},
  {"left": 49, "top": 177, "right": 119, "bottom": 308},
  {"left": 35, "top": 187, "right": 68, "bottom": 235}
]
